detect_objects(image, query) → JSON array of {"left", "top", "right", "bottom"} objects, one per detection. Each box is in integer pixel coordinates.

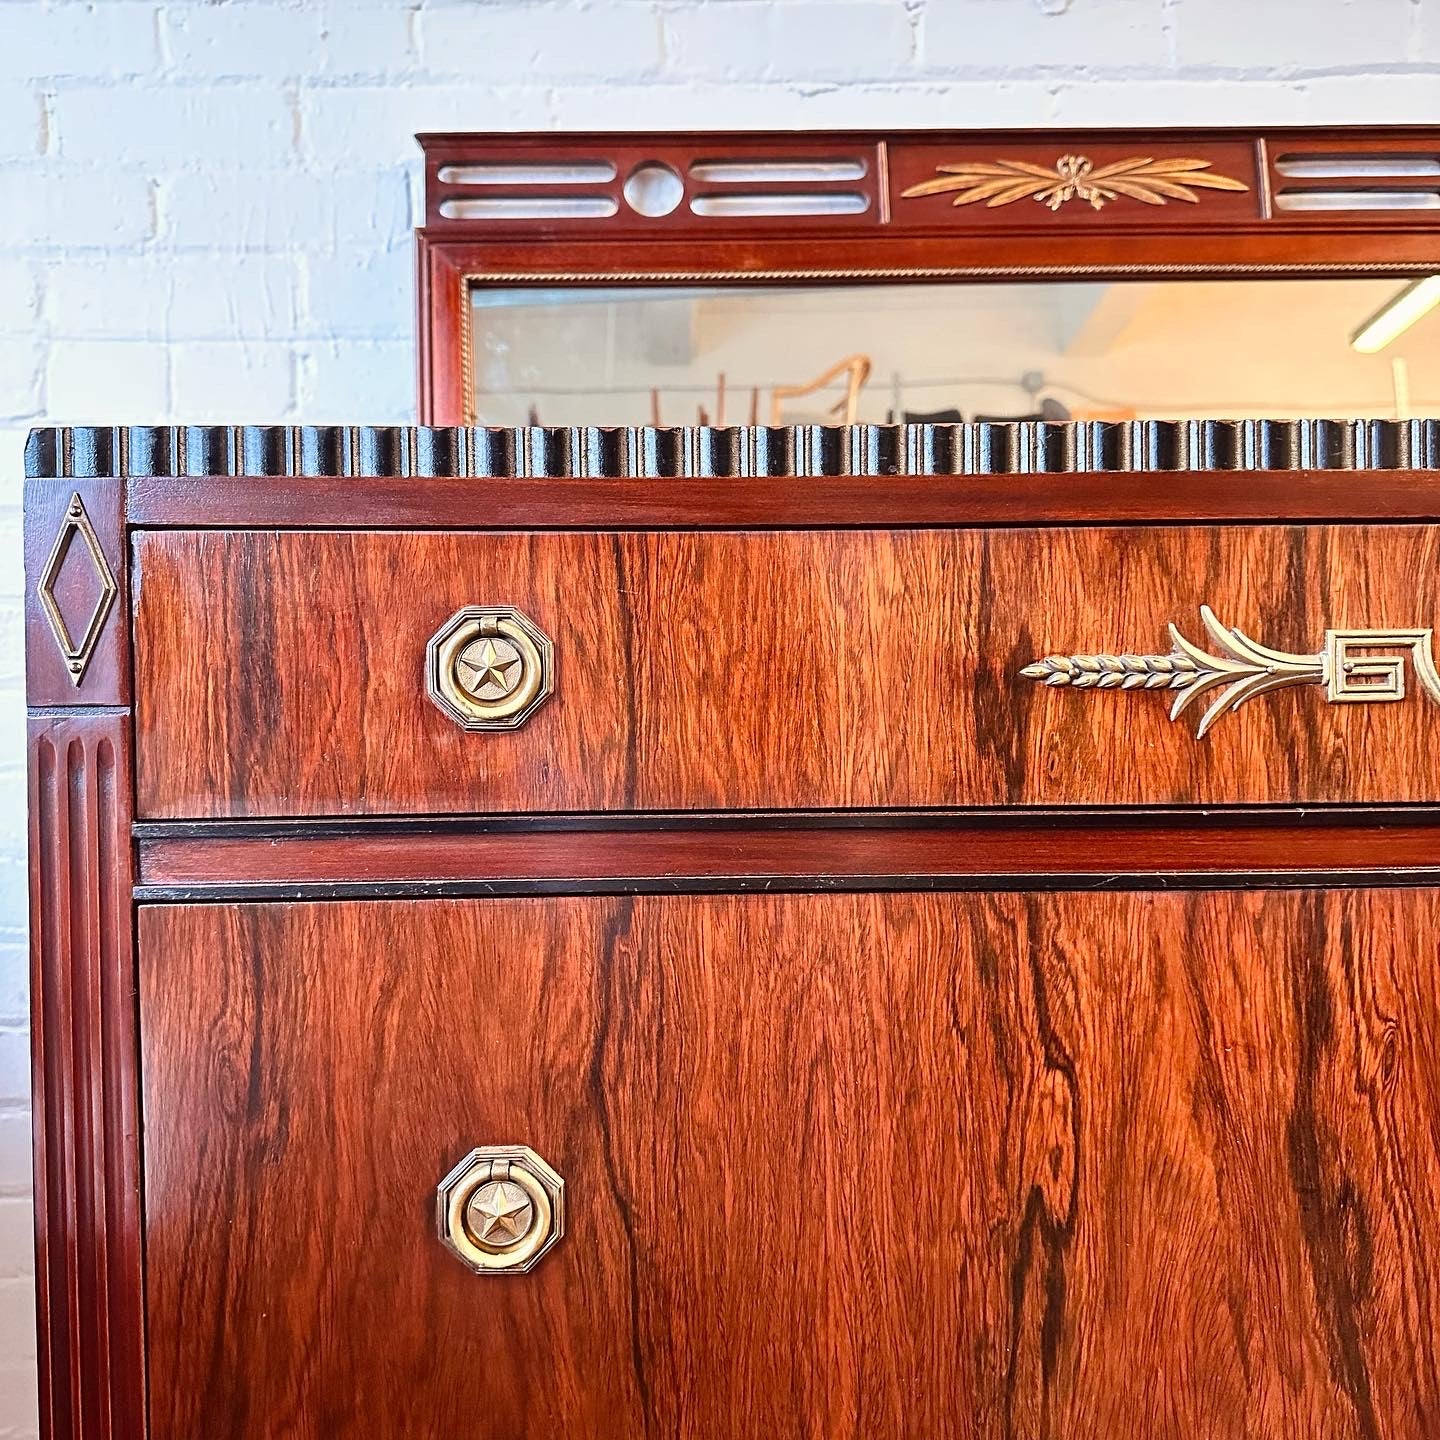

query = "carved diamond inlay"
[{"left": 38, "top": 493, "right": 117, "bottom": 686}]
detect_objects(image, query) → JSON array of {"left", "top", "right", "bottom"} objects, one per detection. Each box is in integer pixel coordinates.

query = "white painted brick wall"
[{"left": 0, "top": 0, "right": 1436, "bottom": 1433}]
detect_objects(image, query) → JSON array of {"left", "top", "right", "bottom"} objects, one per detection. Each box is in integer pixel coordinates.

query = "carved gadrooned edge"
[{"left": 23, "top": 419, "right": 1440, "bottom": 480}]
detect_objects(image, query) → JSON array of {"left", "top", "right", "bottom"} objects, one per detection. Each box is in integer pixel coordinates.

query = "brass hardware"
[
  {"left": 437, "top": 1145, "right": 565, "bottom": 1274},
  {"left": 37, "top": 493, "right": 117, "bottom": 686},
  {"left": 902, "top": 155, "right": 1249, "bottom": 212},
  {"left": 1022, "top": 607, "right": 1440, "bottom": 737},
  {"left": 427, "top": 605, "right": 553, "bottom": 731}
]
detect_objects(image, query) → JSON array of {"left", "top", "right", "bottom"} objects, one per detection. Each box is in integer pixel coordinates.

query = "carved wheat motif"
[
  {"left": 1022, "top": 606, "right": 1327, "bottom": 738},
  {"left": 1025, "top": 607, "right": 1440, "bottom": 737},
  {"left": 902, "top": 154, "right": 1249, "bottom": 212},
  {"left": 1020, "top": 651, "right": 1206, "bottom": 690}
]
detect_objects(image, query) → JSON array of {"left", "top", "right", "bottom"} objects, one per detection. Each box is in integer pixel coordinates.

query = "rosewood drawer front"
[
  {"left": 139, "top": 889, "right": 1440, "bottom": 1440},
  {"left": 133, "top": 524, "right": 1440, "bottom": 817}
]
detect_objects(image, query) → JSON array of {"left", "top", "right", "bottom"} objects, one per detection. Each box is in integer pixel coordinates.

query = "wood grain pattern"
[
  {"left": 29, "top": 715, "right": 145, "bottom": 1440},
  {"left": 134, "top": 524, "right": 1440, "bottom": 818},
  {"left": 123, "top": 467, "right": 1440, "bottom": 531},
  {"left": 133, "top": 821, "right": 1440, "bottom": 891},
  {"left": 140, "top": 890, "right": 1440, "bottom": 1440}
]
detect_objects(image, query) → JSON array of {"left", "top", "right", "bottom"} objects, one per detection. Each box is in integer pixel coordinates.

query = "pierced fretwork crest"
[{"left": 1021, "top": 606, "right": 1440, "bottom": 737}]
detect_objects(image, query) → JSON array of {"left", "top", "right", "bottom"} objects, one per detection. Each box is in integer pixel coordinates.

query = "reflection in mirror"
[{"left": 468, "top": 279, "right": 1440, "bottom": 427}]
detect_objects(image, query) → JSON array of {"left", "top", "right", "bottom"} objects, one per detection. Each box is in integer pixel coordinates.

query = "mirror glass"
[{"left": 468, "top": 278, "right": 1440, "bottom": 427}]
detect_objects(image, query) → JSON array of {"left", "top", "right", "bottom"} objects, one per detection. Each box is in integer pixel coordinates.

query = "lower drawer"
[{"left": 140, "top": 890, "right": 1440, "bottom": 1439}]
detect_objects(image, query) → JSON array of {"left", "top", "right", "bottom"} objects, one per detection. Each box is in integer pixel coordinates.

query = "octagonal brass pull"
[
  {"left": 437, "top": 1145, "right": 565, "bottom": 1274},
  {"left": 427, "top": 606, "right": 554, "bottom": 731}
]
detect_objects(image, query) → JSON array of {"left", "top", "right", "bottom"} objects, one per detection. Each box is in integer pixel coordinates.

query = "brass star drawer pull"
[
  {"left": 1022, "top": 607, "right": 1440, "bottom": 737},
  {"left": 437, "top": 1146, "right": 565, "bottom": 1275},
  {"left": 427, "top": 605, "right": 554, "bottom": 731}
]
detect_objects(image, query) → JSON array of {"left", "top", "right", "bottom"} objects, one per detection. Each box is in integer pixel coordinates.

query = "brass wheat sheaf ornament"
[
  {"left": 902, "top": 154, "right": 1249, "bottom": 212},
  {"left": 1022, "top": 607, "right": 1440, "bottom": 737}
]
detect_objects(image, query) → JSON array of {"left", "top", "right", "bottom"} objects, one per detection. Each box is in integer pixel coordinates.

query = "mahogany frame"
[{"left": 417, "top": 125, "right": 1440, "bottom": 424}]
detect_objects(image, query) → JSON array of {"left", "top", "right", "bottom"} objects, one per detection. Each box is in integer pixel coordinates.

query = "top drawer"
[{"left": 133, "top": 524, "right": 1440, "bottom": 818}]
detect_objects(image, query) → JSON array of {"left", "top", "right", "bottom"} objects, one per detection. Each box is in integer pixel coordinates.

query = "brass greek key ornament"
[{"left": 1022, "top": 607, "right": 1440, "bottom": 737}]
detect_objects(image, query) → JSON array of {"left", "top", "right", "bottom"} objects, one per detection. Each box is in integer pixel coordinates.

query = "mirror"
[{"left": 468, "top": 278, "right": 1440, "bottom": 427}]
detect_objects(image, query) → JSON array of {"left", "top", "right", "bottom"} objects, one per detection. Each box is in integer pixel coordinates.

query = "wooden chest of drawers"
[{"left": 24, "top": 420, "right": 1440, "bottom": 1440}]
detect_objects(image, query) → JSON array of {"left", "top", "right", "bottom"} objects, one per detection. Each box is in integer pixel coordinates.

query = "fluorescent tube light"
[{"left": 1350, "top": 276, "right": 1440, "bottom": 353}]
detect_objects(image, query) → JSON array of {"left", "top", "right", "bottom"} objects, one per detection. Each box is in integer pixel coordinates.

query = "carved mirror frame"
[{"left": 416, "top": 126, "right": 1440, "bottom": 425}]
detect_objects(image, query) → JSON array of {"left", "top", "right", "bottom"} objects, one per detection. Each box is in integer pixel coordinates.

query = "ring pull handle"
[
  {"left": 437, "top": 1145, "right": 565, "bottom": 1274},
  {"left": 427, "top": 606, "right": 554, "bottom": 731}
]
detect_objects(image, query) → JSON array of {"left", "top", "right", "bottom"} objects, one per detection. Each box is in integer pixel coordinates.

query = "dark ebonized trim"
[
  {"left": 135, "top": 867, "right": 1440, "bottom": 902},
  {"left": 26, "top": 419, "right": 1440, "bottom": 480},
  {"left": 131, "top": 804, "right": 1440, "bottom": 841}
]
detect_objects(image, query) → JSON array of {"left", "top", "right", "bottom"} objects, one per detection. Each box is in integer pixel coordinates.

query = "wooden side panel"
[
  {"left": 134, "top": 524, "right": 1440, "bottom": 817},
  {"left": 139, "top": 891, "right": 1440, "bottom": 1440},
  {"left": 29, "top": 715, "right": 145, "bottom": 1440}
]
